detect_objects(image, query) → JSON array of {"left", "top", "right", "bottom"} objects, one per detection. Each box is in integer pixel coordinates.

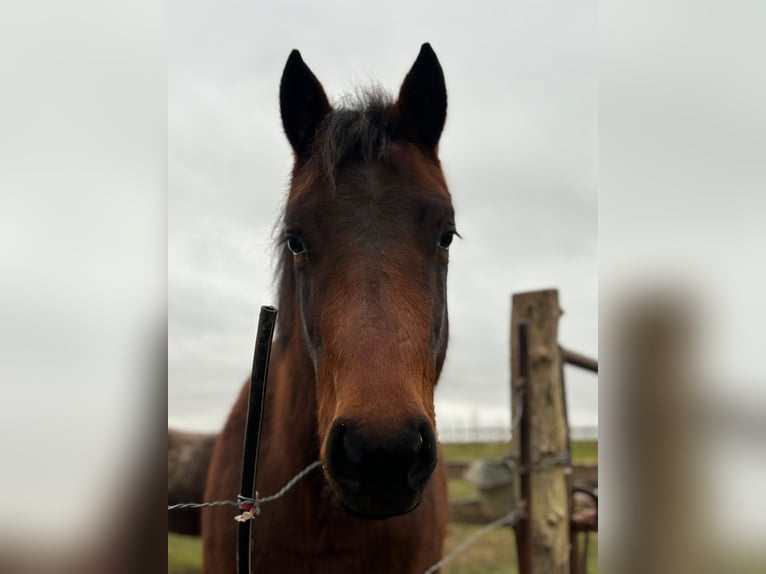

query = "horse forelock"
[{"left": 311, "top": 87, "right": 394, "bottom": 181}]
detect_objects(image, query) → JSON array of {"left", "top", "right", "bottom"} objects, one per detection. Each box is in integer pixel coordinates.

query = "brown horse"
[{"left": 202, "top": 43, "right": 455, "bottom": 573}]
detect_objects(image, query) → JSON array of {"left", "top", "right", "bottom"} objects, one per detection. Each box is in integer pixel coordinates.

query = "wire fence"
[
  {"left": 168, "top": 315, "right": 597, "bottom": 573},
  {"left": 424, "top": 508, "right": 524, "bottom": 574},
  {"left": 167, "top": 386, "right": 535, "bottom": 572},
  {"left": 167, "top": 460, "right": 322, "bottom": 518},
  {"left": 168, "top": 419, "right": 591, "bottom": 570},
  {"left": 167, "top": 459, "right": 527, "bottom": 574}
]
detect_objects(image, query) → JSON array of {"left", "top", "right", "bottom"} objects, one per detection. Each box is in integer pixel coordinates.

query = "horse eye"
[
  {"left": 438, "top": 231, "right": 454, "bottom": 250},
  {"left": 286, "top": 236, "right": 306, "bottom": 256}
]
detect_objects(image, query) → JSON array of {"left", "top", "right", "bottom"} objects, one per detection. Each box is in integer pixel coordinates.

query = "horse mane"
[
  {"left": 311, "top": 86, "right": 395, "bottom": 181},
  {"left": 274, "top": 85, "right": 395, "bottom": 344}
]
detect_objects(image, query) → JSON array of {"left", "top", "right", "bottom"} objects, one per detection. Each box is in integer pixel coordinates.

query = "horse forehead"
[
  {"left": 355, "top": 145, "right": 450, "bottom": 200},
  {"left": 336, "top": 164, "right": 425, "bottom": 203},
  {"left": 288, "top": 143, "right": 450, "bottom": 207},
  {"left": 331, "top": 168, "right": 450, "bottom": 236},
  {"left": 286, "top": 176, "right": 448, "bottom": 242},
  {"left": 337, "top": 157, "right": 451, "bottom": 215}
]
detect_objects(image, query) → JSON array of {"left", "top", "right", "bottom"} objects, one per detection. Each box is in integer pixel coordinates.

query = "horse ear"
[
  {"left": 396, "top": 43, "right": 447, "bottom": 154},
  {"left": 280, "top": 50, "right": 331, "bottom": 156}
]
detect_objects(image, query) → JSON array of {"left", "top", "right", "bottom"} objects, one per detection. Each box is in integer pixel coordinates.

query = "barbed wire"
[
  {"left": 168, "top": 441, "right": 543, "bottom": 571},
  {"left": 235, "top": 460, "right": 323, "bottom": 520},
  {"left": 167, "top": 461, "right": 322, "bottom": 516},
  {"left": 167, "top": 499, "right": 239, "bottom": 510},
  {"left": 529, "top": 452, "right": 570, "bottom": 472},
  {"left": 423, "top": 507, "right": 524, "bottom": 574},
  {"left": 505, "top": 451, "right": 571, "bottom": 474}
]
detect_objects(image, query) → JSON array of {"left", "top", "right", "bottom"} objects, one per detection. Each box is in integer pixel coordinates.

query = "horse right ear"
[
  {"left": 396, "top": 43, "right": 447, "bottom": 155},
  {"left": 280, "top": 50, "right": 331, "bottom": 157}
]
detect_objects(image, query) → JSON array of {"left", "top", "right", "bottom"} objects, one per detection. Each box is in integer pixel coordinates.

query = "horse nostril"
[
  {"left": 406, "top": 425, "right": 426, "bottom": 455},
  {"left": 343, "top": 429, "right": 364, "bottom": 464},
  {"left": 408, "top": 424, "right": 437, "bottom": 490},
  {"left": 327, "top": 422, "right": 362, "bottom": 493}
]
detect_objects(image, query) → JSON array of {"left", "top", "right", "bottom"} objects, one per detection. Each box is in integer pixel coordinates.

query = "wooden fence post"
[{"left": 511, "top": 289, "right": 570, "bottom": 574}]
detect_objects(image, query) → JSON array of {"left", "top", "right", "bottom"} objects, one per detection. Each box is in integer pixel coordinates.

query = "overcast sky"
[{"left": 168, "top": 0, "right": 597, "bottom": 434}]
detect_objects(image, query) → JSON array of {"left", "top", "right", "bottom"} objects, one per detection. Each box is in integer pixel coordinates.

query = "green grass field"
[
  {"left": 169, "top": 440, "right": 598, "bottom": 573},
  {"left": 441, "top": 440, "right": 598, "bottom": 463}
]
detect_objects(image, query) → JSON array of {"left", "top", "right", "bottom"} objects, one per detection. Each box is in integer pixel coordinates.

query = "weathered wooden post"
[{"left": 510, "top": 289, "right": 570, "bottom": 574}]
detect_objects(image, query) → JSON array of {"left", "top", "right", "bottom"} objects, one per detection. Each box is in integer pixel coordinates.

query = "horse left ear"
[
  {"left": 396, "top": 43, "right": 447, "bottom": 154},
  {"left": 280, "top": 50, "right": 331, "bottom": 157}
]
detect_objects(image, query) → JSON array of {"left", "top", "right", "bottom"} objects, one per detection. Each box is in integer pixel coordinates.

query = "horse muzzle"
[{"left": 324, "top": 417, "right": 438, "bottom": 518}]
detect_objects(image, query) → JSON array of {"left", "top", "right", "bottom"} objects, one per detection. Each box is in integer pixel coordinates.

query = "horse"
[{"left": 202, "top": 43, "right": 456, "bottom": 574}]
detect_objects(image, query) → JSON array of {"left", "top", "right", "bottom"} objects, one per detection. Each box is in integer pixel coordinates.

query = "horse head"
[{"left": 277, "top": 44, "right": 454, "bottom": 518}]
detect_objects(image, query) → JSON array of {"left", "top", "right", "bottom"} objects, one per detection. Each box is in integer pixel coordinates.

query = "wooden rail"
[{"left": 560, "top": 347, "right": 598, "bottom": 373}]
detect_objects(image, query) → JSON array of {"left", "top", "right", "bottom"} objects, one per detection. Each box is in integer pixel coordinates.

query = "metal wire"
[
  {"left": 423, "top": 508, "right": 524, "bottom": 574},
  {"left": 529, "top": 451, "right": 571, "bottom": 472},
  {"left": 169, "top": 459, "right": 537, "bottom": 572},
  {"left": 167, "top": 499, "right": 239, "bottom": 511},
  {"left": 167, "top": 460, "right": 322, "bottom": 512},
  {"left": 239, "top": 460, "right": 323, "bottom": 507},
  {"left": 168, "top": 427, "right": 556, "bottom": 572},
  {"left": 504, "top": 451, "right": 571, "bottom": 474}
]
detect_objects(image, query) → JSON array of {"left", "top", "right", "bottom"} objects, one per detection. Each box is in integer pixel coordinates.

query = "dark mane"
[
  {"left": 309, "top": 86, "right": 395, "bottom": 182},
  {"left": 275, "top": 86, "right": 395, "bottom": 342}
]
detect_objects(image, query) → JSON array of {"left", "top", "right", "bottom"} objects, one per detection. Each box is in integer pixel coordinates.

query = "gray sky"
[{"left": 168, "top": 0, "right": 597, "bottom": 433}]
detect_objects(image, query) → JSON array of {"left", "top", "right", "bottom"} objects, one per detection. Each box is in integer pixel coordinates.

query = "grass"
[
  {"left": 441, "top": 524, "right": 598, "bottom": 574},
  {"left": 169, "top": 440, "right": 598, "bottom": 573},
  {"left": 441, "top": 440, "right": 598, "bottom": 464},
  {"left": 168, "top": 531, "right": 599, "bottom": 574},
  {"left": 571, "top": 440, "right": 599, "bottom": 462},
  {"left": 449, "top": 478, "right": 479, "bottom": 500},
  {"left": 168, "top": 532, "right": 205, "bottom": 574}
]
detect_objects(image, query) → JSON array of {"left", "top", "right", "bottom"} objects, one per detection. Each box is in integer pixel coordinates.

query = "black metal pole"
[
  {"left": 237, "top": 306, "right": 278, "bottom": 574},
  {"left": 517, "top": 321, "right": 532, "bottom": 574}
]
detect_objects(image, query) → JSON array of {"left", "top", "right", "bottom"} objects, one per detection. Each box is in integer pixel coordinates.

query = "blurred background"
[{"left": 168, "top": 0, "right": 598, "bottom": 440}]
